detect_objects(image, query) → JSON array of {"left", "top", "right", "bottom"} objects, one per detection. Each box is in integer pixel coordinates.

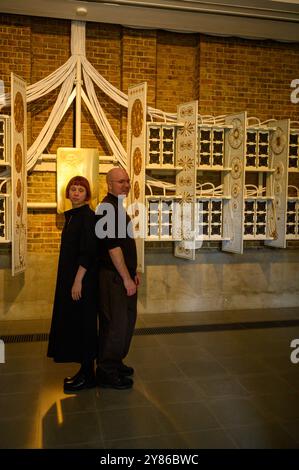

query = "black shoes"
[
  {"left": 63, "top": 372, "right": 97, "bottom": 393},
  {"left": 119, "top": 363, "right": 134, "bottom": 377},
  {"left": 96, "top": 368, "right": 133, "bottom": 390},
  {"left": 63, "top": 363, "right": 135, "bottom": 391},
  {"left": 64, "top": 367, "right": 83, "bottom": 384},
  {"left": 98, "top": 375, "right": 133, "bottom": 390}
]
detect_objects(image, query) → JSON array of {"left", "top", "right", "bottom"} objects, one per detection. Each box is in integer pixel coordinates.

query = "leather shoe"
[
  {"left": 119, "top": 363, "right": 134, "bottom": 376},
  {"left": 97, "top": 373, "right": 133, "bottom": 390},
  {"left": 63, "top": 373, "right": 96, "bottom": 393},
  {"left": 64, "top": 367, "right": 83, "bottom": 384}
]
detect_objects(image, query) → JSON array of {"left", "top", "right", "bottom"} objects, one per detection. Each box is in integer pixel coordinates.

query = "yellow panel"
[{"left": 56, "top": 147, "right": 99, "bottom": 214}]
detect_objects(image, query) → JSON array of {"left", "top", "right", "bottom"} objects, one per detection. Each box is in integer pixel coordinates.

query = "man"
[{"left": 95, "top": 167, "right": 141, "bottom": 389}]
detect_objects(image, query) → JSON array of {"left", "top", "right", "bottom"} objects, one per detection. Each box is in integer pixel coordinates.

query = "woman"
[{"left": 47, "top": 176, "right": 98, "bottom": 393}]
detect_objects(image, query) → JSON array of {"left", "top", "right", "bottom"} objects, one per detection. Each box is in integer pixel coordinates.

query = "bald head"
[{"left": 107, "top": 167, "right": 131, "bottom": 197}]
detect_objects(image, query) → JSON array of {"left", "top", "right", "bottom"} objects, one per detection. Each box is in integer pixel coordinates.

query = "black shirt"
[{"left": 95, "top": 192, "right": 137, "bottom": 278}]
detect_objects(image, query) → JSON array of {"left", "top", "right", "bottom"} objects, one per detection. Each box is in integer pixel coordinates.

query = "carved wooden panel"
[
  {"left": 127, "top": 83, "right": 147, "bottom": 272},
  {"left": 11, "top": 74, "right": 27, "bottom": 276}
]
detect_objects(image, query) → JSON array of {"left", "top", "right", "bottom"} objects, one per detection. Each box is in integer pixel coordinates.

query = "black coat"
[{"left": 47, "top": 204, "right": 98, "bottom": 363}]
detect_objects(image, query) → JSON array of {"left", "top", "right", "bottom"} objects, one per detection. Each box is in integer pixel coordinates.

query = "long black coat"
[{"left": 47, "top": 204, "right": 98, "bottom": 363}]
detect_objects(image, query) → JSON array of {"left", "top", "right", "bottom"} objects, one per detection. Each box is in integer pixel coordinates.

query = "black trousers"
[{"left": 98, "top": 267, "right": 137, "bottom": 375}]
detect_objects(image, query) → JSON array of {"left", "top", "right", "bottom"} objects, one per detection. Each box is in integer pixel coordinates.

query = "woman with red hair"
[{"left": 48, "top": 176, "right": 98, "bottom": 392}]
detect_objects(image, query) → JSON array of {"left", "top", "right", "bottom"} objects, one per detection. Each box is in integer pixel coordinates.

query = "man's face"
[{"left": 108, "top": 170, "right": 131, "bottom": 197}]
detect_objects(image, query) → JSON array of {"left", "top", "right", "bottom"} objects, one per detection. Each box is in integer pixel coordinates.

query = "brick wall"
[
  {"left": 199, "top": 35, "right": 299, "bottom": 120},
  {"left": 0, "top": 14, "right": 298, "bottom": 253}
]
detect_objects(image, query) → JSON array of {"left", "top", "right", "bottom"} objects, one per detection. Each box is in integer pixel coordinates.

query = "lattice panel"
[
  {"left": 289, "top": 132, "right": 299, "bottom": 169},
  {"left": 196, "top": 198, "right": 223, "bottom": 239},
  {"left": 0, "top": 195, "right": 6, "bottom": 240},
  {"left": 147, "top": 125, "right": 175, "bottom": 167},
  {"left": 244, "top": 199, "right": 268, "bottom": 238},
  {"left": 246, "top": 130, "right": 270, "bottom": 168},
  {"left": 146, "top": 197, "right": 180, "bottom": 240},
  {"left": 0, "top": 116, "right": 10, "bottom": 164},
  {"left": 286, "top": 199, "right": 299, "bottom": 238},
  {"left": 198, "top": 128, "right": 224, "bottom": 167}
]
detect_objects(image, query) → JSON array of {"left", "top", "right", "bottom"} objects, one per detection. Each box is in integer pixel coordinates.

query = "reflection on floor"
[{"left": 0, "top": 307, "right": 299, "bottom": 449}]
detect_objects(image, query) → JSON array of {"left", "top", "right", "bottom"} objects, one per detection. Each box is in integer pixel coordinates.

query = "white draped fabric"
[
  {"left": 0, "top": 20, "right": 177, "bottom": 171},
  {"left": 0, "top": 20, "right": 222, "bottom": 176}
]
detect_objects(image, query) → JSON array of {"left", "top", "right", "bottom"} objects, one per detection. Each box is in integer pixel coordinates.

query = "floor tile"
[
  {"left": 42, "top": 410, "right": 102, "bottom": 448},
  {"left": 98, "top": 406, "right": 168, "bottom": 441},
  {"left": 142, "top": 379, "right": 204, "bottom": 404},
  {"left": 0, "top": 310, "right": 298, "bottom": 449},
  {"left": 194, "top": 376, "right": 249, "bottom": 398},
  {"left": 207, "top": 397, "right": 272, "bottom": 427},
  {"left": 226, "top": 422, "right": 298, "bottom": 449}
]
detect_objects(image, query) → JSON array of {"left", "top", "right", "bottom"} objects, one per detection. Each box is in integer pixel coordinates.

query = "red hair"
[{"left": 65, "top": 176, "right": 91, "bottom": 201}]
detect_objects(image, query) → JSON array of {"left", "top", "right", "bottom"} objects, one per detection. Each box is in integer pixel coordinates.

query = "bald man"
[{"left": 95, "top": 167, "right": 141, "bottom": 389}]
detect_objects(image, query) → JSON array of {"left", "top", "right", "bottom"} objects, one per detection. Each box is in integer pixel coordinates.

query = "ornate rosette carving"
[
  {"left": 228, "top": 118, "right": 243, "bottom": 149},
  {"left": 274, "top": 182, "right": 282, "bottom": 196},
  {"left": 180, "top": 192, "right": 193, "bottom": 204},
  {"left": 133, "top": 147, "right": 142, "bottom": 176},
  {"left": 271, "top": 127, "right": 286, "bottom": 155},
  {"left": 134, "top": 181, "right": 140, "bottom": 200},
  {"left": 14, "top": 92, "right": 24, "bottom": 134},
  {"left": 177, "top": 155, "right": 194, "bottom": 170},
  {"left": 178, "top": 175, "right": 192, "bottom": 187},
  {"left": 16, "top": 202, "right": 22, "bottom": 218},
  {"left": 178, "top": 121, "right": 195, "bottom": 137},
  {"left": 231, "top": 157, "right": 242, "bottom": 179},
  {"left": 16, "top": 179, "right": 22, "bottom": 198},
  {"left": 180, "top": 106, "right": 194, "bottom": 118},
  {"left": 232, "top": 200, "right": 239, "bottom": 212},
  {"left": 231, "top": 182, "right": 240, "bottom": 199},
  {"left": 131, "top": 99, "right": 143, "bottom": 138},
  {"left": 14, "top": 144, "right": 23, "bottom": 173},
  {"left": 274, "top": 161, "right": 284, "bottom": 181},
  {"left": 179, "top": 140, "right": 193, "bottom": 151}
]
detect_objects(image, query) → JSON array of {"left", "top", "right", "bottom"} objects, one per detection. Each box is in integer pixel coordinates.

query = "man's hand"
[
  {"left": 124, "top": 277, "right": 137, "bottom": 296},
  {"left": 135, "top": 272, "right": 142, "bottom": 287}
]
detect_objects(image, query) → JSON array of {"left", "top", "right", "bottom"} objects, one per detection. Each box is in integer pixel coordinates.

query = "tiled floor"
[{"left": 0, "top": 307, "right": 299, "bottom": 449}]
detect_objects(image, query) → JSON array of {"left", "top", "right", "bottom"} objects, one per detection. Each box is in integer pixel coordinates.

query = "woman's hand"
[
  {"left": 71, "top": 265, "right": 87, "bottom": 300},
  {"left": 71, "top": 279, "right": 82, "bottom": 301}
]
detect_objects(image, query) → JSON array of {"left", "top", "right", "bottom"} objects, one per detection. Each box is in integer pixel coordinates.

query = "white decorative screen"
[
  {"left": 147, "top": 125, "right": 175, "bottom": 167},
  {"left": 0, "top": 115, "right": 11, "bottom": 243},
  {"left": 289, "top": 132, "right": 299, "bottom": 170},
  {"left": 222, "top": 112, "right": 246, "bottom": 254},
  {"left": 11, "top": 74, "right": 27, "bottom": 276},
  {"left": 146, "top": 196, "right": 181, "bottom": 240},
  {"left": 243, "top": 199, "right": 267, "bottom": 238},
  {"left": 246, "top": 130, "right": 270, "bottom": 168},
  {"left": 127, "top": 82, "right": 147, "bottom": 273},
  {"left": 196, "top": 198, "right": 223, "bottom": 239},
  {"left": 266, "top": 119, "right": 289, "bottom": 248},
  {"left": 175, "top": 100, "right": 198, "bottom": 260},
  {"left": 198, "top": 128, "right": 224, "bottom": 167},
  {"left": 286, "top": 199, "right": 299, "bottom": 238}
]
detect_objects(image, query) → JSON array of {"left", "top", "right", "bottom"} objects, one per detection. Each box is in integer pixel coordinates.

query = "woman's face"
[{"left": 68, "top": 184, "right": 87, "bottom": 207}]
